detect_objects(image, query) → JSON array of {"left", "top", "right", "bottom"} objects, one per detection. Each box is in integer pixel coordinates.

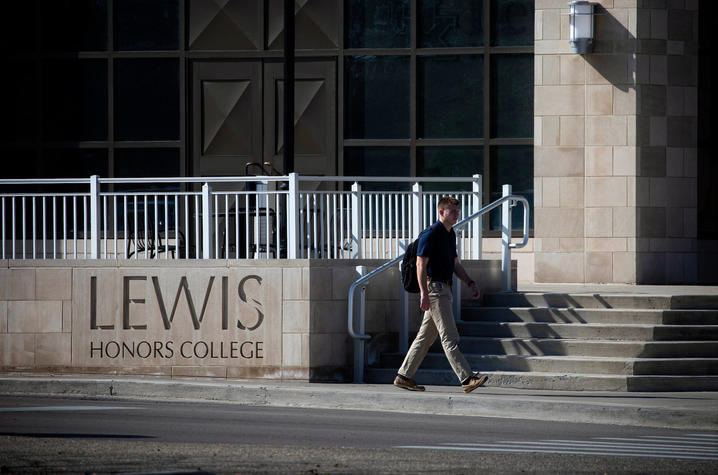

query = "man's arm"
[
  {"left": 454, "top": 257, "right": 480, "bottom": 299},
  {"left": 417, "top": 255, "right": 431, "bottom": 311}
]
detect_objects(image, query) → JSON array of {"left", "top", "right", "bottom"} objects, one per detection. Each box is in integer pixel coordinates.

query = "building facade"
[{"left": 1, "top": 0, "right": 715, "bottom": 284}]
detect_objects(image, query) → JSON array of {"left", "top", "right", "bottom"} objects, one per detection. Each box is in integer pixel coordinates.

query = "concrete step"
[
  {"left": 366, "top": 368, "right": 718, "bottom": 391},
  {"left": 456, "top": 321, "right": 718, "bottom": 341},
  {"left": 461, "top": 307, "right": 718, "bottom": 325},
  {"left": 378, "top": 353, "right": 718, "bottom": 376},
  {"left": 430, "top": 337, "right": 718, "bottom": 358},
  {"left": 483, "top": 293, "right": 718, "bottom": 310}
]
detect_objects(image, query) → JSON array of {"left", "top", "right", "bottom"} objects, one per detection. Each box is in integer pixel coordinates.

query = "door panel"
[
  {"left": 192, "top": 61, "right": 261, "bottom": 177},
  {"left": 263, "top": 60, "right": 336, "bottom": 179}
]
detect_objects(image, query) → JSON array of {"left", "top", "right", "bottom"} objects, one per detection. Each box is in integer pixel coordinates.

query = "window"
[{"left": 343, "top": 1, "right": 534, "bottom": 232}]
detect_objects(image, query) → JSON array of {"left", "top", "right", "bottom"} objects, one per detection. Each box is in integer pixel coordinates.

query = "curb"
[{"left": 1, "top": 377, "right": 717, "bottom": 430}]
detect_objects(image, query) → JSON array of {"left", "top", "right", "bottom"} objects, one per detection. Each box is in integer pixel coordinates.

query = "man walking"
[{"left": 394, "top": 196, "right": 488, "bottom": 393}]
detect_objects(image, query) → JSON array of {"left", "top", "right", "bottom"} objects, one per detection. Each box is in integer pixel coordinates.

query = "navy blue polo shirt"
[{"left": 416, "top": 220, "right": 457, "bottom": 282}]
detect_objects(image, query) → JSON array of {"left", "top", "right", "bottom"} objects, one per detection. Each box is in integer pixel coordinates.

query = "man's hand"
[
  {"left": 469, "top": 281, "right": 480, "bottom": 299},
  {"left": 420, "top": 292, "right": 431, "bottom": 311}
]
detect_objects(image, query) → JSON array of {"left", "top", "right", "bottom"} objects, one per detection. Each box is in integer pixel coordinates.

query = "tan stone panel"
[
  {"left": 586, "top": 252, "right": 613, "bottom": 283},
  {"left": 684, "top": 87, "right": 697, "bottom": 116},
  {"left": 534, "top": 117, "right": 542, "bottom": 146},
  {"left": 535, "top": 10, "right": 543, "bottom": 41},
  {"left": 172, "top": 366, "right": 227, "bottom": 378},
  {"left": 1, "top": 334, "right": 35, "bottom": 366},
  {"left": 535, "top": 86, "right": 585, "bottom": 116},
  {"left": 666, "top": 148, "right": 684, "bottom": 177},
  {"left": 534, "top": 40, "right": 572, "bottom": 55},
  {"left": 613, "top": 207, "right": 637, "bottom": 238},
  {"left": 535, "top": 147, "right": 584, "bottom": 177},
  {"left": 683, "top": 148, "right": 697, "bottom": 177},
  {"left": 650, "top": 55, "right": 668, "bottom": 85},
  {"left": 8, "top": 301, "right": 62, "bottom": 333},
  {"left": 587, "top": 85, "right": 613, "bottom": 115},
  {"left": 585, "top": 208, "right": 613, "bottom": 238},
  {"left": 650, "top": 117, "right": 667, "bottom": 146},
  {"left": 535, "top": 0, "right": 573, "bottom": 8},
  {"left": 0, "top": 269, "right": 35, "bottom": 301},
  {"left": 535, "top": 53, "right": 543, "bottom": 86},
  {"left": 36, "top": 333, "right": 71, "bottom": 366},
  {"left": 586, "top": 237, "right": 627, "bottom": 252},
  {"left": 559, "top": 177, "right": 584, "bottom": 208},
  {"left": 586, "top": 116, "right": 627, "bottom": 146},
  {"left": 613, "top": 86, "right": 637, "bottom": 116},
  {"left": 282, "top": 332, "right": 305, "bottom": 367},
  {"left": 0, "top": 302, "right": 6, "bottom": 333},
  {"left": 36, "top": 268, "right": 71, "bottom": 301},
  {"left": 586, "top": 147, "right": 613, "bottom": 176},
  {"left": 559, "top": 116, "right": 585, "bottom": 145},
  {"left": 684, "top": 208, "right": 697, "bottom": 238},
  {"left": 542, "top": 9, "right": 561, "bottom": 40},
  {"left": 613, "top": 146, "right": 636, "bottom": 176},
  {"left": 666, "top": 207, "right": 684, "bottom": 238},
  {"left": 535, "top": 252, "right": 585, "bottom": 283},
  {"left": 667, "top": 87, "right": 684, "bottom": 115},
  {"left": 283, "top": 267, "right": 309, "bottom": 300},
  {"left": 542, "top": 56, "right": 560, "bottom": 84},
  {"left": 586, "top": 177, "right": 628, "bottom": 207},
  {"left": 310, "top": 300, "right": 346, "bottom": 333},
  {"left": 560, "top": 55, "right": 586, "bottom": 85},
  {"left": 309, "top": 267, "right": 332, "bottom": 300},
  {"left": 586, "top": 55, "right": 629, "bottom": 85},
  {"left": 62, "top": 300, "right": 72, "bottom": 333},
  {"left": 283, "top": 300, "right": 309, "bottom": 333},
  {"left": 308, "top": 333, "right": 333, "bottom": 367},
  {"left": 542, "top": 177, "right": 560, "bottom": 208},
  {"left": 559, "top": 238, "right": 584, "bottom": 252},
  {"left": 534, "top": 208, "right": 584, "bottom": 238},
  {"left": 542, "top": 116, "right": 560, "bottom": 146},
  {"left": 651, "top": 9, "right": 667, "bottom": 40},
  {"left": 649, "top": 177, "right": 668, "bottom": 207},
  {"left": 638, "top": 207, "right": 666, "bottom": 238},
  {"left": 535, "top": 238, "right": 560, "bottom": 252},
  {"left": 613, "top": 252, "right": 637, "bottom": 283},
  {"left": 666, "top": 178, "right": 696, "bottom": 208}
]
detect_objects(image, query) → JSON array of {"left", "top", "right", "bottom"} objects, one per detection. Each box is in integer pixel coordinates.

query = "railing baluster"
[{"left": 42, "top": 197, "right": 46, "bottom": 259}]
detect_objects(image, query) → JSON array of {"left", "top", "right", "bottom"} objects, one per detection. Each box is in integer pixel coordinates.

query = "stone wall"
[
  {"left": 534, "top": 0, "right": 700, "bottom": 283},
  {"left": 0, "top": 258, "right": 510, "bottom": 381}
]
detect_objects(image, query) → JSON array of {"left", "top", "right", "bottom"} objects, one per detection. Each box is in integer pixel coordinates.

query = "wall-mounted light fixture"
[{"left": 568, "top": 1, "right": 594, "bottom": 54}]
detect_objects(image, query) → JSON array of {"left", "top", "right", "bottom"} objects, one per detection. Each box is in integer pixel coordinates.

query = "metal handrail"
[{"left": 346, "top": 191, "right": 530, "bottom": 381}]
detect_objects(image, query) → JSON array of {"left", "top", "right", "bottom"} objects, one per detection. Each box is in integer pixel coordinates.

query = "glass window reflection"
[
  {"left": 491, "top": 54, "right": 533, "bottom": 138},
  {"left": 490, "top": 145, "right": 533, "bottom": 230},
  {"left": 418, "top": 147, "right": 483, "bottom": 191},
  {"left": 345, "top": 0, "right": 409, "bottom": 48},
  {"left": 419, "top": 0, "right": 483, "bottom": 48},
  {"left": 491, "top": 0, "right": 534, "bottom": 46}
]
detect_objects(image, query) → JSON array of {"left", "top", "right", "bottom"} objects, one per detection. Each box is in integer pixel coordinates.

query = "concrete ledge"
[{"left": 1, "top": 376, "right": 716, "bottom": 431}]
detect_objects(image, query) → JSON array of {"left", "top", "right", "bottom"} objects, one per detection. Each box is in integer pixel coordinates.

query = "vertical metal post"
[
  {"left": 353, "top": 265, "right": 367, "bottom": 383},
  {"left": 287, "top": 173, "right": 299, "bottom": 258},
  {"left": 411, "top": 182, "right": 422, "bottom": 238},
  {"left": 283, "top": 0, "right": 295, "bottom": 175},
  {"left": 472, "top": 174, "right": 482, "bottom": 260},
  {"left": 351, "top": 181, "right": 362, "bottom": 258},
  {"left": 501, "top": 184, "right": 512, "bottom": 292},
  {"left": 89, "top": 175, "right": 100, "bottom": 259},
  {"left": 453, "top": 237, "right": 462, "bottom": 321},
  {"left": 202, "top": 183, "right": 213, "bottom": 259}
]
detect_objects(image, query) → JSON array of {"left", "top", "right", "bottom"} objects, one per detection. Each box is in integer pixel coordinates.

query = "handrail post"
[
  {"left": 89, "top": 175, "right": 100, "bottom": 259},
  {"left": 202, "top": 183, "right": 213, "bottom": 259},
  {"left": 353, "top": 265, "right": 367, "bottom": 383},
  {"left": 351, "top": 181, "right": 362, "bottom": 258},
  {"left": 501, "top": 184, "right": 512, "bottom": 292},
  {"left": 411, "top": 182, "right": 422, "bottom": 238},
  {"left": 472, "top": 174, "right": 482, "bottom": 260},
  {"left": 287, "top": 172, "right": 299, "bottom": 258}
]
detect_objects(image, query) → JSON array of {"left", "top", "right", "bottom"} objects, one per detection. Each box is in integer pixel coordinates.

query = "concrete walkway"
[{"left": 1, "top": 375, "right": 716, "bottom": 431}]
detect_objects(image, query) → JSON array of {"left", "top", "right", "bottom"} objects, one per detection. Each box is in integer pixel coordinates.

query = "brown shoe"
[
  {"left": 462, "top": 374, "right": 488, "bottom": 393},
  {"left": 394, "top": 375, "right": 425, "bottom": 391}
]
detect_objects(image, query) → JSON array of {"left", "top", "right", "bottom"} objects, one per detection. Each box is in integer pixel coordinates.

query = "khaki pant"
[{"left": 398, "top": 281, "right": 472, "bottom": 383}]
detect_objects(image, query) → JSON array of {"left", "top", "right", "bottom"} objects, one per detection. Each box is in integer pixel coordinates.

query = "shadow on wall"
[{"left": 584, "top": 5, "right": 703, "bottom": 284}]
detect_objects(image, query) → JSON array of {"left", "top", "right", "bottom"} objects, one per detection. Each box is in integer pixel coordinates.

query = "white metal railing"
[
  {"left": 347, "top": 184, "right": 530, "bottom": 383},
  {"left": 0, "top": 174, "right": 483, "bottom": 261}
]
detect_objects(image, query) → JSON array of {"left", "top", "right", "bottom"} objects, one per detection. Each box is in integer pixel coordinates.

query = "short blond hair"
[{"left": 437, "top": 196, "right": 460, "bottom": 210}]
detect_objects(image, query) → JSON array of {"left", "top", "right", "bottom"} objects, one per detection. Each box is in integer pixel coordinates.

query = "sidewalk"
[{"left": 1, "top": 374, "right": 716, "bottom": 431}]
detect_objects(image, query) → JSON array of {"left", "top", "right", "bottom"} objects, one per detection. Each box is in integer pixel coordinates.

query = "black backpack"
[{"left": 400, "top": 224, "right": 436, "bottom": 293}]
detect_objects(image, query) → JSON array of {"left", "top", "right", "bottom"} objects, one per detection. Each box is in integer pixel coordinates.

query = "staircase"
[{"left": 366, "top": 292, "right": 718, "bottom": 391}]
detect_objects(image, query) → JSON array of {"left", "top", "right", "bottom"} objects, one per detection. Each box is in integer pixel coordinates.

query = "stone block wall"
[
  {"left": 0, "top": 258, "right": 509, "bottom": 381},
  {"left": 534, "top": 0, "right": 700, "bottom": 283}
]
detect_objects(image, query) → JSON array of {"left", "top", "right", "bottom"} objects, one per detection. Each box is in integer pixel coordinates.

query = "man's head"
[{"left": 437, "top": 196, "right": 460, "bottom": 228}]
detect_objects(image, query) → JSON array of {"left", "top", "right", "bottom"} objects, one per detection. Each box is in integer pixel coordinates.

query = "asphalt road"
[{"left": 1, "top": 395, "right": 717, "bottom": 474}]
